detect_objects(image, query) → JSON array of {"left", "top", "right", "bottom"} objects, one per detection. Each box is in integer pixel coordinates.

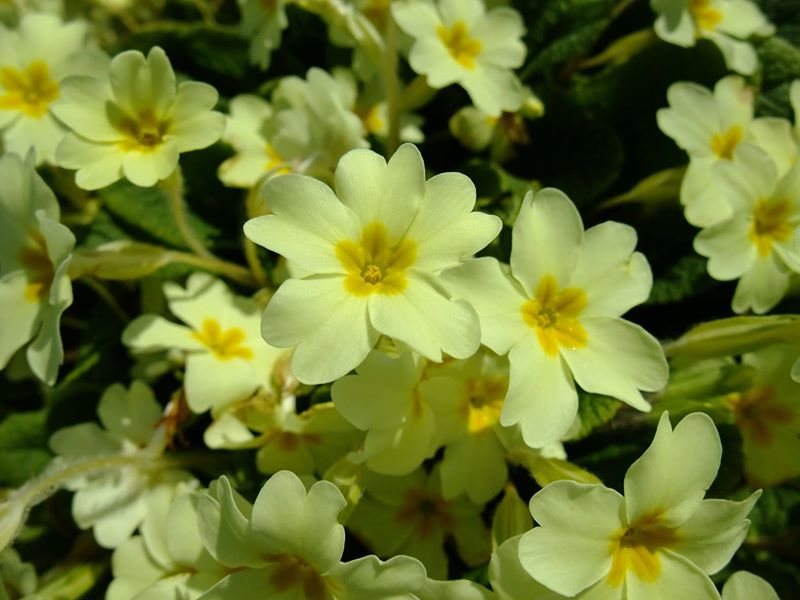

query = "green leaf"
[
  {"left": 33, "top": 560, "right": 107, "bottom": 600},
  {"left": 518, "top": 0, "right": 616, "bottom": 76},
  {"left": 596, "top": 166, "right": 685, "bottom": 211},
  {"left": 524, "top": 19, "right": 610, "bottom": 76},
  {"left": 574, "top": 391, "right": 622, "bottom": 440},
  {"left": 126, "top": 23, "right": 250, "bottom": 79},
  {"left": 758, "top": 36, "right": 800, "bottom": 87},
  {"left": 98, "top": 180, "right": 217, "bottom": 250},
  {"left": 748, "top": 485, "right": 800, "bottom": 538},
  {"left": 649, "top": 255, "right": 716, "bottom": 305},
  {"left": 78, "top": 209, "right": 132, "bottom": 250},
  {"left": 0, "top": 410, "right": 52, "bottom": 487},
  {"left": 757, "top": 81, "right": 796, "bottom": 119}
]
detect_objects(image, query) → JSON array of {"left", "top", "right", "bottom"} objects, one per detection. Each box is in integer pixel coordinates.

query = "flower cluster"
[
  {"left": 658, "top": 76, "right": 800, "bottom": 313},
  {"left": 0, "top": 1, "right": 796, "bottom": 600}
]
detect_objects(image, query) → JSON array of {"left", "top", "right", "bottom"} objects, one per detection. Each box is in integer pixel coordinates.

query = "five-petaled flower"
[
  {"left": 52, "top": 46, "right": 225, "bottom": 189},
  {"left": 244, "top": 143, "right": 501, "bottom": 384},
  {"left": 444, "top": 188, "right": 669, "bottom": 447},
  {"left": 392, "top": 0, "right": 527, "bottom": 117},
  {"left": 500, "top": 412, "right": 760, "bottom": 599}
]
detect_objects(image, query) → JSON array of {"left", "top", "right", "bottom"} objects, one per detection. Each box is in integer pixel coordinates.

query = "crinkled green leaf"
[
  {"left": 99, "top": 181, "right": 217, "bottom": 250},
  {"left": 0, "top": 410, "right": 51, "bottom": 487},
  {"left": 574, "top": 391, "right": 622, "bottom": 440},
  {"left": 649, "top": 255, "right": 716, "bottom": 305}
]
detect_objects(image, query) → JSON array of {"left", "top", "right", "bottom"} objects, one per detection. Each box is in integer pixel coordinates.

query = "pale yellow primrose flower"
[
  {"left": 244, "top": 143, "right": 501, "bottom": 384},
  {"left": 52, "top": 46, "right": 225, "bottom": 190},
  {"left": 392, "top": 0, "right": 526, "bottom": 117},
  {"left": 651, "top": 0, "right": 773, "bottom": 75},
  {"left": 333, "top": 68, "right": 425, "bottom": 144},
  {"left": 347, "top": 467, "right": 491, "bottom": 580},
  {"left": 490, "top": 541, "right": 783, "bottom": 600},
  {"left": 414, "top": 578, "right": 496, "bottom": 600},
  {"left": 107, "top": 484, "right": 225, "bottom": 600},
  {"left": 657, "top": 76, "right": 796, "bottom": 228},
  {"left": 727, "top": 343, "right": 800, "bottom": 487},
  {"left": 449, "top": 105, "right": 531, "bottom": 163},
  {"left": 122, "top": 272, "right": 283, "bottom": 414},
  {"left": 514, "top": 412, "right": 760, "bottom": 600},
  {"left": 0, "top": 13, "right": 107, "bottom": 164},
  {"left": 195, "top": 472, "right": 427, "bottom": 600},
  {"left": 49, "top": 381, "right": 196, "bottom": 549},
  {"left": 722, "top": 571, "right": 779, "bottom": 600},
  {"left": 220, "top": 67, "right": 369, "bottom": 190},
  {"left": 218, "top": 77, "right": 369, "bottom": 189},
  {"left": 432, "top": 351, "right": 513, "bottom": 503},
  {"left": 449, "top": 87, "right": 542, "bottom": 162},
  {"left": 694, "top": 145, "right": 800, "bottom": 314},
  {"left": 271, "top": 67, "right": 370, "bottom": 177},
  {"left": 204, "top": 393, "right": 361, "bottom": 477},
  {"left": 0, "top": 153, "right": 74, "bottom": 385},
  {"left": 218, "top": 94, "right": 303, "bottom": 188},
  {"left": 443, "top": 188, "right": 668, "bottom": 448},
  {"left": 331, "top": 351, "right": 464, "bottom": 476},
  {"left": 490, "top": 535, "right": 571, "bottom": 600}
]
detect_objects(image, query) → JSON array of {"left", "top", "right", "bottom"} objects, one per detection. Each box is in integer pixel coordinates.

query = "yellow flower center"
[
  {"left": 437, "top": 21, "right": 482, "bottom": 69},
  {"left": 607, "top": 514, "right": 680, "bottom": 587},
  {"left": 266, "top": 554, "right": 336, "bottom": 600},
  {"left": 748, "top": 198, "right": 793, "bottom": 257},
  {"left": 18, "top": 230, "right": 55, "bottom": 302},
  {"left": 710, "top": 125, "right": 743, "bottom": 160},
  {"left": 729, "top": 385, "right": 793, "bottom": 446},
  {"left": 335, "top": 222, "right": 417, "bottom": 296},
  {"left": 191, "top": 318, "right": 254, "bottom": 360},
  {"left": 265, "top": 143, "right": 290, "bottom": 174},
  {"left": 689, "top": 0, "right": 723, "bottom": 32},
  {"left": 117, "top": 109, "right": 170, "bottom": 152},
  {"left": 521, "top": 275, "right": 588, "bottom": 357},
  {"left": 0, "top": 60, "right": 60, "bottom": 118},
  {"left": 360, "top": 104, "right": 385, "bottom": 136},
  {"left": 395, "top": 488, "right": 456, "bottom": 540},
  {"left": 464, "top": 376, "right": 507, "bottom": 433}
]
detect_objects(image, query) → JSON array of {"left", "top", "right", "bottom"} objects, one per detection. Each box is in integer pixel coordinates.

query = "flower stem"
[
  {"left": 400, "top": 75, "right": 436, "bottom": 112},
  {"left": 0, "top": 453, "right": 167, "bottom": 552},
  {"left": 244, "top": 238, "right": 269, "bottom": 287},
  {"left": 244, "top": 185, "right": 270, "bottom": 287},
  {"left": 162, "top": 168, "right": 215, "bottom": 261},
  {"left": 167, "top": 251, "right": 257, "bottom": 287}
]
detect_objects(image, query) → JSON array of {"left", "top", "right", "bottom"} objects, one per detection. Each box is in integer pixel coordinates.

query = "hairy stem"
[
  {"left": 1, "top": 452, "right": 169, "bottom": 552},
  {"left": 162, "top": 167, "right": 215, "bottom": 261},
  {"left": 167, "top": 250, "right": 257, "bottom": 287}
]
